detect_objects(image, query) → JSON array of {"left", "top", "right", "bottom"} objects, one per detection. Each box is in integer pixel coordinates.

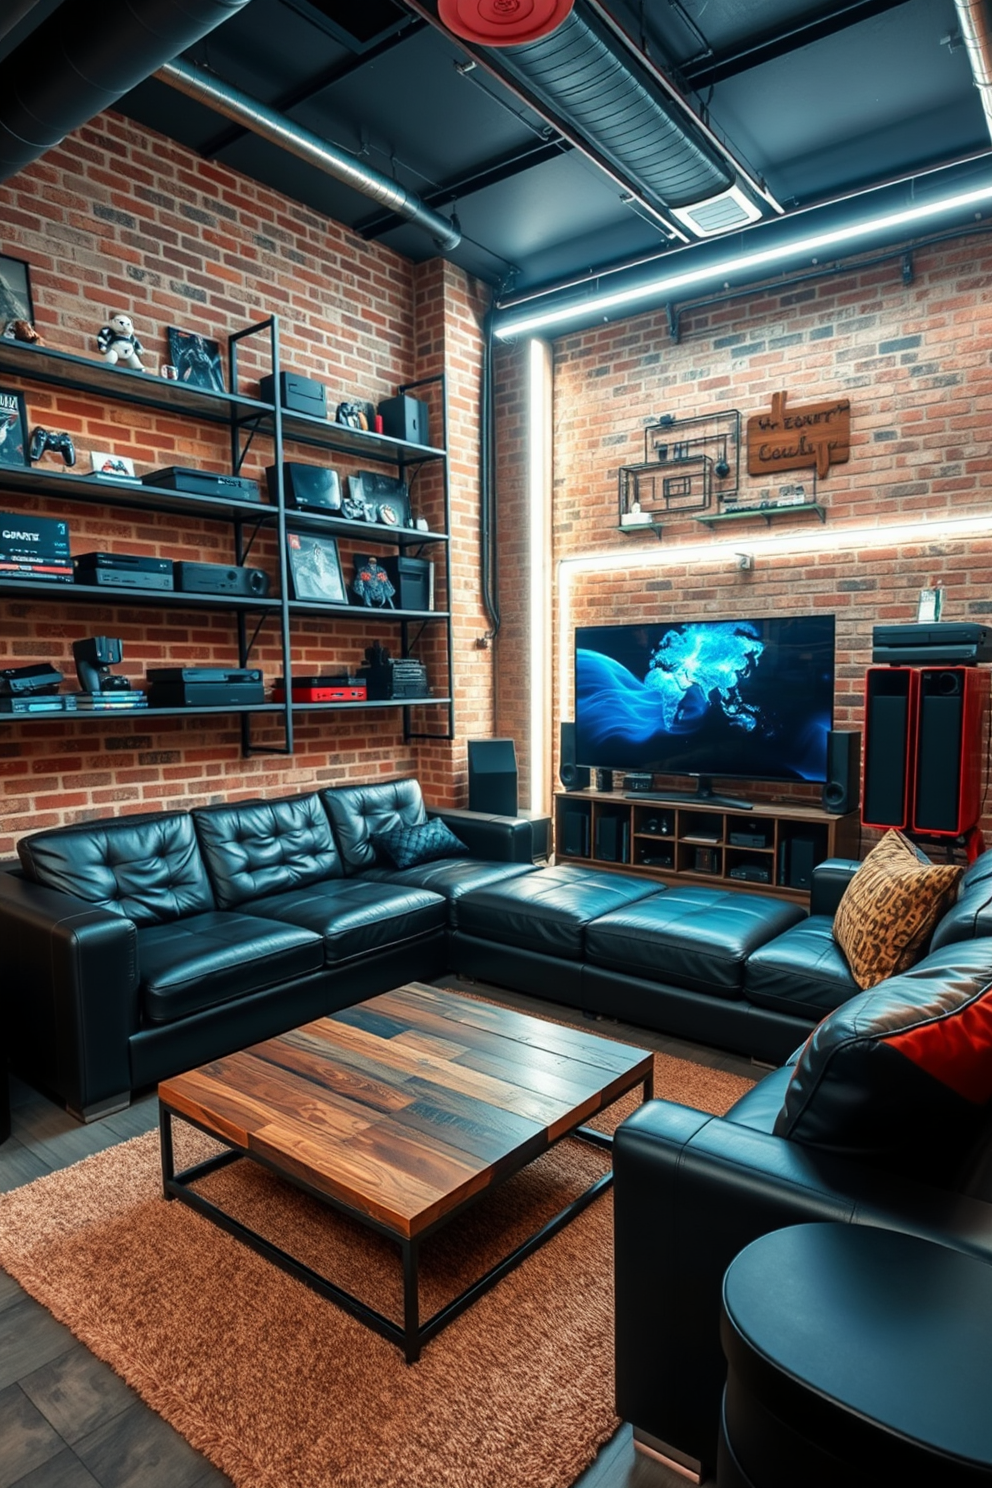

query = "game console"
[
  {"left": 259, "top": 372, "right": 327, "bottom": 419},
  {"left": 0, "top": 663, "right": 64, "bottom": 695},
  {"left": 729, "top": 829, "right": 769, "bottom": 849},
  {"left": 147, "top": 681, "right": 266, "bottom": 707},
  {"left": 0, "top": 693, "right": 77, "bottom": 713},
  {"left": 872, "top": 622, "right": 992, "bottom": 665},
  {"left": 141, "top": 468, "right": 261, "bottom": 502},
  {"left": 729, "top": 863, "right": 772, "bottom": 883},
  {"left": 73, "top": 552, "right": 174, "bottom": 591},
  {"left": 172, "top": 561, "right": 270, "bottom": 597},
  {"left": 147, "top": 667, "right": 262, "bottom": 685}
]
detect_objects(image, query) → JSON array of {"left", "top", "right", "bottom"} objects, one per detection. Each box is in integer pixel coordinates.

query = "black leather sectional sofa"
[
  {"left": 613, "top": 851, "right": 992, "bottom": 1479},
  {"left": 4, "top": 775, "right": 992, "bottom": 1130}
]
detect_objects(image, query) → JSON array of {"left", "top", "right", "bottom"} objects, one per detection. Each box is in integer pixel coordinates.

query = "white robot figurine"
[{"left": 96, "top": 313, "right": 145, "bottom": 371}]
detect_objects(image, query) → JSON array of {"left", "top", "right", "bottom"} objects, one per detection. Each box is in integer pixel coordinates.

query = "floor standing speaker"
[
  {"left": 862, "top": 668, "right": 918, "bottom": 830},
  {"left": 562, "top": 807, "right": 590, "bottom": 857},
  {"left": 821, "top": 730, "right": 861, "bottom": 814},
  {"left": 559, "top": 721, "right": 590, "bottom": 790},
  {"left": 468, "top": 737, "right": 518, "bottom": 816},
  {"left": 912, "top": 667, "right": 989, "bottom": 835}
]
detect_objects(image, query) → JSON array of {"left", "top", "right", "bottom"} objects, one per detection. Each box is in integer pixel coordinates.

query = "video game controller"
[{"left": 29, "top": 426, "right": 76, "bottom": 466}]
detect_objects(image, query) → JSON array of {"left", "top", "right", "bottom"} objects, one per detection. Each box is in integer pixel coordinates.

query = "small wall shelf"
[{"left": 695, "top": 501, "right": 826, "bottom": 528}]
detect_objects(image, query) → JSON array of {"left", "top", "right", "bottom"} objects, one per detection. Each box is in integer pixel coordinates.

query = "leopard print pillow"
[{"left": 833, "top": 830, "right": 964, "bottom": 990}]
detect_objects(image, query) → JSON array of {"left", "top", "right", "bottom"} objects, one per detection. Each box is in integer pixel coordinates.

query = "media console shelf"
[{"left": 555, "top": 790, "right": 859, "bottom": 903}]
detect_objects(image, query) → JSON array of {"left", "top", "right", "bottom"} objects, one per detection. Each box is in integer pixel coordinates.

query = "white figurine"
[{"left": 96, "top": 313, "right": 145, "bottom": 371}]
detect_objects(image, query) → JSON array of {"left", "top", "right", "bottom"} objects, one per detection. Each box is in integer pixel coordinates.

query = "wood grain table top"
[{"left": 158, "top": 983, "right": 653, "bottom": 1238}]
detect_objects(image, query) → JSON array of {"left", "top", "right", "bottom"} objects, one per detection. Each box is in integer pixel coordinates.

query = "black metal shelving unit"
[{"left": 0, "top": 318, "right": 454, "bottom": 754}]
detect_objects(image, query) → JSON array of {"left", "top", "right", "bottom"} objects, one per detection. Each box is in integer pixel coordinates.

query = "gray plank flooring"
[{"left": 0, "top": 979, "right": 748, "bottom": 1488}]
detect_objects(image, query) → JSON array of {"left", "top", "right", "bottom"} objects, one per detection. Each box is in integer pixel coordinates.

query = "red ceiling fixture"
[{"left": 437, "top": 0, "right": 574, "bottom": 46}]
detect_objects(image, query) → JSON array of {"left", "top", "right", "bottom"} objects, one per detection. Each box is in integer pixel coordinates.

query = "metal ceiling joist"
[
  {"left": 355, "top": 137, "right": 572, "bottom": 239},
  {"left": 681, "top": 0, "right": 912, "bottom": 89},
  {"left": 200, "top": 18, "right": 426, "bottom": 159}
]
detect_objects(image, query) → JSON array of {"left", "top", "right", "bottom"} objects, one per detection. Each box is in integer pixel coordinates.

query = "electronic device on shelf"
[
  {"left": 576, "top": 614, "right": 835, "bottom": 809},
  {"left": 358, "top": 641, "right": 429, "bottom": 700},
  {"left": 872, "top": 622, "right": 992, "bottom": 665},
  {"left": 0, "top": 663, "right": 64, "bottom": 695},
  {"left": 265, "top": 463, "right": 342, "bottom": 512},
  {"left": 146, "top": 667, "right": 265, "bottom": 707},
  {"left": 729, "top": 829, "right": 769, "bottom": 848},
  {"left": 141, "top": 467, "right": 261, "bottom": 502},
  {"left": 172, "top": 561, "right": 270, "bottom": 597},
  {"left": 272, "top": 674, "right": 366, "bottom": 703},
  {"left": 259, "top": 371, "right": 327, "bottom": 419},
  {"left": 72, "top": 636, "right": 131, "bottom": 693},
  {"left": 73, "top": 552, "right": 174, "bottom": 591},
  {"left": 0, "top": 511, "right": 73, "bottom": 583},
  {"left": 729, "top": 863, "right": 771, "bottom": 883},
  {"left": 0, "top": 693, "right": 77, "bottom": 713}
]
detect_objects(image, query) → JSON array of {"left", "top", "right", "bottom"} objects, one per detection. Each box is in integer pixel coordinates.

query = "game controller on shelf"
[{"left": 29, "top": 427, "right": 76, "bottom": 466}]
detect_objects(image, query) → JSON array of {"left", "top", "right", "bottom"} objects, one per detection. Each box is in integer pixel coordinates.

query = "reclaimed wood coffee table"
[{"left": 158, "top": 982, "right": 653, "bottom": 1362}]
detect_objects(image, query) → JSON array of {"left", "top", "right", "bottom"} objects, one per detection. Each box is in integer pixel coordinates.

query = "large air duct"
[
  {"left": 0, "top": 0, "right": 251, "bottom": 178},
  {"left": 157, "top": 58, "right": 462, "bottom": 251},
  {"left": 955, "top": 0, "right": 992, "bottom": 139}
]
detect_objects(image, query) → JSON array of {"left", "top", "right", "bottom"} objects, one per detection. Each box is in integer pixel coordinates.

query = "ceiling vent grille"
[{"left": 671, "top": 184, "right": 763, "bottom": 237}]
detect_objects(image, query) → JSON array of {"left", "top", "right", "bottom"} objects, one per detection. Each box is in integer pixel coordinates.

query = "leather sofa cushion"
[
  {"left": 456, "top": 865, "right": 661, "bottom": 960},
  {"left": 239, "top": 878, "right": 446, "bottom": 962},
  {"left": 585, "top": 888, "right": 806, "bottom": 999},
  {"left": 833, "top": 830, "right": 963, "bottom": 990},
  {"left": 358, "top": 859, "right": 538, "bottom": 927},
  {"left": 745, "top": 915, "right": 858, "bottom": 1019},
  {"left": 722, "top": 1065, "right": 794, "bottom": 1134},
  {"left": 138, "top": 911, "right": 324, "bottom": 1023},
  {"left": 193, "top": 794, "right": 342, "bottom": 910},
  {"left": 930, "top": 847, "right": 992, "bottom": 951},
  {"left": 18, "top": 812, "right": 214, "bottom": 926},
  {"left": 321, "top": 778, "right": 427, "bottom": 874},
  {"left": 773, "top": 938, "right": 992, "bottom": 1181}
]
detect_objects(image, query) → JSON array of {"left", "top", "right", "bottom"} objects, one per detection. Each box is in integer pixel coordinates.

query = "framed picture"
[
  {"left": 0, "top": 387, "right": 28, "bottom": 467},
  {"left": 166, "top": 327, "right": 226, "bottom": 393},
  {"left": 0, "top": 253, "right": 33, "bottom": 331},
  {"left": 286, "top": 530, "right": 348, "bottom": 604},
  {"left": 90, "top": 450, "right": 138, "bottom": 481}
]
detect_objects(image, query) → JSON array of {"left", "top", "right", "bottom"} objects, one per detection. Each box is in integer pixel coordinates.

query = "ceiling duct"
[
  {"left": 954, "top": 0, "right": 992, "bottom": 139},
  {"left": 0, "top": 0, "right": 252, "bottom": 179},
  {"left": 494, "top": 8, "right": 734, "bottom": 212},
  {"left": 157, "top": 58, "right": 463, "bottom": 251}
]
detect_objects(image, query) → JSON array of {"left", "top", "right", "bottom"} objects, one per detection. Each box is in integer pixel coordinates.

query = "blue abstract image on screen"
[{"left": 575, "top": 615, "right": 834, "bottom": 783}]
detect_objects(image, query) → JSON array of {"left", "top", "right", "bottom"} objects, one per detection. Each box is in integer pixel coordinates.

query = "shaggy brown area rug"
[{"left": 0, "top": 1049, "right": 752, "bottom": 1488}]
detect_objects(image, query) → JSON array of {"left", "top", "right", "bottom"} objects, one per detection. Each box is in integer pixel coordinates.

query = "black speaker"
[
  {"left": 862, "top": 667, "right": 918, "bottom": 830},
  {"left": 595, "top": 814, "right": 628, "bottom": 863},
  {"left": 913, "top": 667, "right": 989, "bottom": 835},
  {"left": 595, "top": 768, "right": 614, "bottom": 792},
  {"left": 468, "top": 738, "right": 518, "bottom": 816},
  {"left": 559, "top": 721, "right": 590, "bottom": 791},
  {"left": 378, "top": 394, "right": 429, "bottom": 447},
  {"left": 562, "top": 807, "right": 590, "bottom": 857},
  {"left": 787, "top": 836, "right": 817, "bottom": 891},
  {"left": 821, "top": 730, "right": 861, "bottom": 814}
]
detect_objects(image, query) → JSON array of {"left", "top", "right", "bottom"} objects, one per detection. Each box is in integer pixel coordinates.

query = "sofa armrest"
[
  {"left": 809, "top": 856, "right": 860, "bottom": 917},
  {"left": 0, "top": 870, "right": 139, "bottom": 1119},
  {"left": 426, "top": 806, "right": 535, "bottom": 863},
  {"left": 613, "top": 1097, "right": 992, "bottom": 1476}
]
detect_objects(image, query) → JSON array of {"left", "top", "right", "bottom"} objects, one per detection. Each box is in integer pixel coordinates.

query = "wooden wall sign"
[{"left": 747, "top": 391, "right": 850, "bottom": 478}]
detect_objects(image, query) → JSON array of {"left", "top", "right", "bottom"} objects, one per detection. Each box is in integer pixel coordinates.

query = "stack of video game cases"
[{"left": 75, "top": 690, "right": 147, "bottom": 710}]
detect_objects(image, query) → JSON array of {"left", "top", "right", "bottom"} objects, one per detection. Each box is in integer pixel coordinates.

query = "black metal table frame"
[{"left": 159, "top": 1067, "right": 653, "bottom": 1364}]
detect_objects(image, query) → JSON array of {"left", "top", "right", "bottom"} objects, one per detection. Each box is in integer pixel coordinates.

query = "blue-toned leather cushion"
[{"left": 373, "top": 818, "right": 468, "bottom": 870}]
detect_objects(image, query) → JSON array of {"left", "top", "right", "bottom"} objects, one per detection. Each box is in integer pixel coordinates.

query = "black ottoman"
[{"left": 718, "top": 1223, "right": 992, "bottom": 1488}]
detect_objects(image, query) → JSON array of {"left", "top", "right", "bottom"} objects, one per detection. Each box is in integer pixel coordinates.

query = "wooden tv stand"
[{"left": 554, "top": 790, "right": 860, "bottom": 904}]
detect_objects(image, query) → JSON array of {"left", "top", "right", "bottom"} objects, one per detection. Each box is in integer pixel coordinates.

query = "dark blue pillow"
[{"left": 373, "top": 818, "right": 468, "bottom": 870}]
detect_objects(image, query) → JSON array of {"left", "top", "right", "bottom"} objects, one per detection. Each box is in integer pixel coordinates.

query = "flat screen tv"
[{"left": 574, "top": 614, "right": 835, "bottom": 807}]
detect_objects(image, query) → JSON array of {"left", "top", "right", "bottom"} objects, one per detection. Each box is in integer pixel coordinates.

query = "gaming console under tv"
[{"left": 574, "top": 614, "right": 835, "bottom": 811}]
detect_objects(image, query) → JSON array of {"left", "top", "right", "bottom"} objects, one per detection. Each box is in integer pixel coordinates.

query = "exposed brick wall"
[
  {"left": 0, "top": 111, "right": 491, "bottom": 855},
  {"left": 495, "top": 232, "right": 992, "bottom": 849}
]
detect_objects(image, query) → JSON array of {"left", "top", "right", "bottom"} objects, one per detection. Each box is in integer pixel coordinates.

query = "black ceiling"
[{"left": 2, "top": 0, "right": 988, "bottom": 302}]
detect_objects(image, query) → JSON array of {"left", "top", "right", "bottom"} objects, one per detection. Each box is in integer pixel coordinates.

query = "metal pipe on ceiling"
[
  {"left": 156, "top": 58, "right": 462, "bottom": 251},
  {"left": 954, "top": 0, "right": 992, "bottom": 139},
  {"left": 0, "top": 0, "right": 252, "bottom": 178}
]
